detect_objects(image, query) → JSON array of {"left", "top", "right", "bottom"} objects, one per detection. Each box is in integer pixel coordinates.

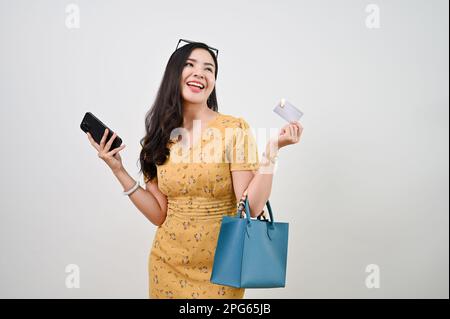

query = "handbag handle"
[
  {"left": 235, "top": 189, "right": 274, "bottom": 224},
  {"left": 244, "top": 197, "right": 274, "bottom": 224}
]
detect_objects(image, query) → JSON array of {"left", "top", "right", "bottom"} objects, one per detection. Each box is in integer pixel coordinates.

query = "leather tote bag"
[{"left": 210, "top": 196, "right": 289, "bottom": 288}]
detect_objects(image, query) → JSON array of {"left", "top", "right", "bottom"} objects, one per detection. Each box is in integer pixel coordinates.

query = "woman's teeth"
[{"left": 187, "top": 82, "right": 204, "bottom": 89}]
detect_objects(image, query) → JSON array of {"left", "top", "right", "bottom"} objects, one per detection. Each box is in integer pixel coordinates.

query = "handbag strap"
[
  {"left": 245, "top": 196, "right": 274, "bottom": 224},
  {"left": 236, "top": 188, "right": 273, "bottom": 223}
]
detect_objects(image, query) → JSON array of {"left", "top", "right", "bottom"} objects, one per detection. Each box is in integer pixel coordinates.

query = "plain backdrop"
[{"left": 0, "top": 0, "right": 448, "bottom": 298}]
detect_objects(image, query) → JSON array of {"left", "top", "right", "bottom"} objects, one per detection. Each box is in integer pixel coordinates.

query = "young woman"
[{"left": 86, "top": 40, "right": 303, "bottom": 298}]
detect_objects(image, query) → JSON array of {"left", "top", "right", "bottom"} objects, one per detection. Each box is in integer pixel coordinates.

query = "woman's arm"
[
  {"left": 113, "top": 167, "right": 167, "bottom": 226},
  {"left": 85, "top": 129, "right": 167, "bottom": 226},
  {"left": 232, "top": 141, "right": 276, "bottom": 217},
  {"left": 232, "top": 121, "right": 303, "bottom": 217}
]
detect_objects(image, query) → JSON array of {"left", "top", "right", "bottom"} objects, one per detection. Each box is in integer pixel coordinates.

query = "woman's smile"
[{"left": 187, "top": 83, "right": 204, "bottom": 93}]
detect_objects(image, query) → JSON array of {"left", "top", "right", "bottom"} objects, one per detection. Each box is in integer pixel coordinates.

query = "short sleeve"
[{"left": 230, "top": 117, "right": 260, "bottom": 171}]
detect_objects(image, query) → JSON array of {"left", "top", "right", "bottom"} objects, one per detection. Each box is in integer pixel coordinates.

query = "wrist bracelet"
[
  {"left": 123, "top": 180, "right": 140, "bottom": 196},
  {"left": 262, "top": 151, "right": 279, "bottom": 164}
]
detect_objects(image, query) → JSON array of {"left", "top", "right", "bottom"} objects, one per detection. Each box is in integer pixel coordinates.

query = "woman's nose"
[
  {"left": 193, "top": 72, "right": 204, "bottom": 79},
  {"left": 193, "top": 67, "right": 205, "bottom": 77}
]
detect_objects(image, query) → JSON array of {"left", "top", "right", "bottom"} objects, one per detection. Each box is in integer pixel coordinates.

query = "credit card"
[{"left": 273, "top": 98, "right": 303, "bottom": 122}]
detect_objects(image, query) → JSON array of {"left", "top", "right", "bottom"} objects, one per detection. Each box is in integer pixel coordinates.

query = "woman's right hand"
[{"left": 86, "top": 128, "right": 126, "bottom": 173}]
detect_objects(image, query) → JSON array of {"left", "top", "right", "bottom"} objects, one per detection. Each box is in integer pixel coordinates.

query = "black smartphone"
[{"left": 80, "top": 112, "right": 122, "bottom": 150}]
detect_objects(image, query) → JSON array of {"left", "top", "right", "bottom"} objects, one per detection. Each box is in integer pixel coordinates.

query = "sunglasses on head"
[{"left": 175, "top": 39, "right": 219, "bottom": 58}]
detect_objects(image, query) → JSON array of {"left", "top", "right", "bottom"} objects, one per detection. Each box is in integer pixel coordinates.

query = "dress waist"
[{"left": 167, "top": 195, "right": 237, "bottom": 219}]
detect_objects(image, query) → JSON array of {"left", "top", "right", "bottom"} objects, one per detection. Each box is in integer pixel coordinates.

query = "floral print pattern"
[{"left": 144, "top": 113, "right": 259, "bottom": 299}]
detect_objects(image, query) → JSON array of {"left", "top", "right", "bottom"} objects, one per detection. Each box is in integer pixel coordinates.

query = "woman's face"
[{"left": 180, "top": 48, "right": 216, "bottom": 105}]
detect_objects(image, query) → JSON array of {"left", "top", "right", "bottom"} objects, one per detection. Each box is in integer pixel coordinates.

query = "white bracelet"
[
  {"left": 262, "top": 151, "right": 279, "bottom": 164},
  {"left": 123, "top": 180, "right": 140, "bottom": 196}
]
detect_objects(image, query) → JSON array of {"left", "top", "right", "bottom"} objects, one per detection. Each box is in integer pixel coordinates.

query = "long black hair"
[{"left": 138, "top": 42, "right": 219, "bottom": 182}]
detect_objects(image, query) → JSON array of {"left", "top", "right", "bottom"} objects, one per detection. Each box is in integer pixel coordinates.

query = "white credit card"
[{"left": 273, "top": 98, "right": 303, "bottom": 122}]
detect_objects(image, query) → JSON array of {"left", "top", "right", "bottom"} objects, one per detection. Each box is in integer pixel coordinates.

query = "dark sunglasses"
[{"left": 175, "top": 39, "right": 219, "bottom": 58}]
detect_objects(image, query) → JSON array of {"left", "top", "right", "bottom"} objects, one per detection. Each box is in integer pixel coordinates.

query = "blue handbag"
[{"left": 210, "top": 196, "right": 289, "bottom": 288}]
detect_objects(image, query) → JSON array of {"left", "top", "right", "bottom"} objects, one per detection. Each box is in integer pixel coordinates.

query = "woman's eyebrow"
[{"left": 187, "top": 58, "right": 215, "bottom": 69}]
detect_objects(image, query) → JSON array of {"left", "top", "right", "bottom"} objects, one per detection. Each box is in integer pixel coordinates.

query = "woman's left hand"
[{"left": 276, "top": 121, "right": 303, "bottom": 149}]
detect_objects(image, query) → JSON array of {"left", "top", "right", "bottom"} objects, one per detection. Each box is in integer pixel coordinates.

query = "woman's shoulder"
[{"left": 215, "top": 112, "right": 251, "bottom": 129}]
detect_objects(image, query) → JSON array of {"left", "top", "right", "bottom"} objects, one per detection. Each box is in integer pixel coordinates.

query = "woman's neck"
[{"left": 182, "top": 102, "right": 214, "bottom": 130}]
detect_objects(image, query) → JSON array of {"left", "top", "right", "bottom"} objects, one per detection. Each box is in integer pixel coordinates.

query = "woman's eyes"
[{"left": 185, "top": 62, "right": 213, "bottom": 72}]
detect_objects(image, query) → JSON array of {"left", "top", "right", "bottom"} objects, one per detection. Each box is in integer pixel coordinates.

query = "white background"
[{"left": 0, "top": 0, "right": 448, "bottom": 298}]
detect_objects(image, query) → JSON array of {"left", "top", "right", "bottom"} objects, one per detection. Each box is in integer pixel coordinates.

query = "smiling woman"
[
  {"left": 138, "top": 41, "right": 256, "bottom": 299},
  {"left": 87, "top": 38, "right": 301, "bottom": 299},
  {"left": 127, "top": 39, "right": 302, "bottom": 299},
  {"left": 139, "top": 42, "right": 219, "bottom": 183},
  {"left": 137, "top": 40, "right": 255, "bottom": 299},
  {"left": 180, "top": 53, "right": 217, "bottom": 104}
]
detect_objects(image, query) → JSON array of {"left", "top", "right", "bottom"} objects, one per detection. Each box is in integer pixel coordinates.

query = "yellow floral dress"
[{"left": 144, "top": 112, "right": 260, "bottom": 299}]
